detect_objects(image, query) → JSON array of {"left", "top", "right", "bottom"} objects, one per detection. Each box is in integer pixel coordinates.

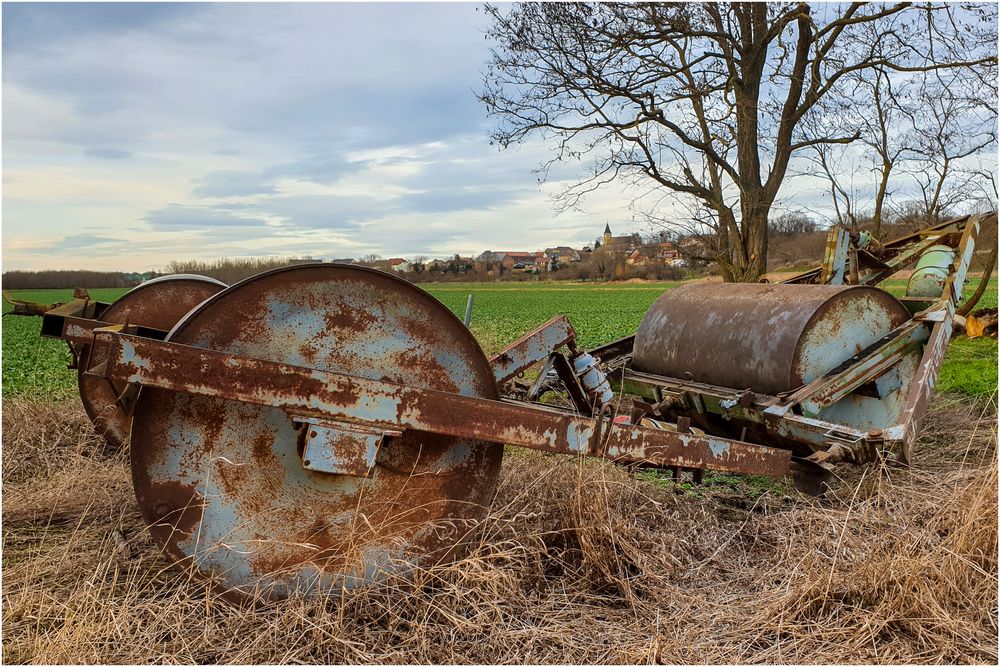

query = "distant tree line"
[
  {"left": 164, "top": 257, "right": 319, "bottom": 285},
  {"left": 767, "top": 212, "right": 820, "bottom": 237},
  {"left": 1, "top": 270, "right": 137, "bottom": 290},
  {"left": 1, "top": 257, "right": 320, "bottom": 290}
]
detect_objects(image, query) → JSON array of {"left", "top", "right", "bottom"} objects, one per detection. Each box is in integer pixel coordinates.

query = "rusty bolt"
[
  {"left": 676, "top": 416, "right": 691, "bottom": 434},
  {"left": 868, "top": 428, "right": 883, "bottom": 438},
  {"left": 153, "top": 503, "right": 172, "bottom": 520}
]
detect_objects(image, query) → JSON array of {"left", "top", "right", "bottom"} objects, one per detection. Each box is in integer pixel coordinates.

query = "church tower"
[{"left": 603, "top": 223, "right": 612, "bottom": 246}]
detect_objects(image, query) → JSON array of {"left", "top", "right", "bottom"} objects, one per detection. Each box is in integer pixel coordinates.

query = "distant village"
[
  {"left": 1, "top": 223, "right": 696, "bottom": 290},
  {"left": 342, "top": 223, "right": 688, "bottom": 282}
]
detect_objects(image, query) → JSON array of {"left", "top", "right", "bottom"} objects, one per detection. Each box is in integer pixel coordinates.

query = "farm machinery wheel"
[
  {"left": 79, "top": 274, "right": 226, "bottom": 451},
  {"left": 128, "top": 264, "right": 504, "bottom": 601}
]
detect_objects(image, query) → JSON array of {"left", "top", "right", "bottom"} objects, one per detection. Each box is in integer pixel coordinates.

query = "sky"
[
  {"left": 2, "top": 2, "right": 996, "bottom": 272},
  {"left": 4, "top": 1, "right": 646, "bottom": 272}
]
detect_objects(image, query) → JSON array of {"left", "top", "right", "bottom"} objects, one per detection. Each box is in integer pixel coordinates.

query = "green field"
[{"left": 3, "top": 278, "right": 996, "bottom": 398}]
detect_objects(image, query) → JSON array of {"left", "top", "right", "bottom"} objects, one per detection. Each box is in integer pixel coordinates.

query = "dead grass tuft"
[{"left": 2, "top": 395, "right": 996, "bottom": 663}]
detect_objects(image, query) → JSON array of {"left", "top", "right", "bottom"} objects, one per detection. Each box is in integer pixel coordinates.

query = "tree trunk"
[
  {"left": 734, "top": 209, "right": 769, "bottom": 282},
  {"left": 872, "top": 162, "right": 891, "bottom": 237}
]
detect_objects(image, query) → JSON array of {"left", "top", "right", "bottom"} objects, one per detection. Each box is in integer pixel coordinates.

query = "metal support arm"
[{"left": 91, "top": 332, "right": 791, "bottom": 477}]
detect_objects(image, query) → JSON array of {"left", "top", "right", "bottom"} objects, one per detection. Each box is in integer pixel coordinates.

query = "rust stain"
[
  {"left": 78, "top": 276, "right": 225, "bottom": 450},
  {"left": 128, "top": 264, "right": 503, "bottom": 599}
]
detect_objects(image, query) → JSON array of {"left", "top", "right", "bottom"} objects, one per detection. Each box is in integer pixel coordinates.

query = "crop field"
[
  {"left": 2, "top": 276, "right": 997, "bottom": 664},
  {"left": 4, "top": 277, "right": 997, "bottom": 398}
]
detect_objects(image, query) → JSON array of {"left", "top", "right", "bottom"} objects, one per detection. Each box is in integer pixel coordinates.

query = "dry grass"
[{"left": 2, "top": 395, "right": 996, "bottom": 664}]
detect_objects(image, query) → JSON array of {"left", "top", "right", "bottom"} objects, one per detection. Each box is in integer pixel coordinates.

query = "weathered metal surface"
[
  {"left": 906, "top": 245, "right": 955, "bottom": 298},
  {"left": 888, "top": 214, "right": 982, "bottom": 463},
  {"left": 780, "top": 215, "right": 973, "bottom": 287},
  {"left": 96, "top": 330, "right": 789, "bottom": 478},
  {"left": 888, "top": 320, "right": 950, "bottom": 464},
  {"left": 819, "top": 227, "right": 850, "bottom": 285},
  {"left": 786, "top": 322, "right": 928, "bottom": 412},
  {"left": 620, "top": 366, "right": 880, "bottom": 454},
  {"left": 552, "top": 351, "right": 593, "bottom": 415},
  {"left": 40, "top": 298, "right": 112, "bottom": 337},
  {"left": 571, "top": 351, "right": 614, "bottom": 405},
  {"left": 633, "top": 283, "right": 911, "bottom": 395},
  {"left": 78, "top": 275, "right": 225, "bottom": 451},
  {"left": 620, "top": 214, "right": 984, "bottom": 467},
  {"left": 3, "top": 297, "right": 59, "bottom": 316},
  {"left": 489, "top": 315, "right": 576, "bottom": 384},
  {"left": 857, "top": 229, "right": 963, "bottom": 286},
  {"left": 587, "top": 334, "right": 635, "bottom": 362},
  {"left": 295, "top": 417, "right": 400, "bottom": 477},
  {"left": 126, "top": 265, "right": 505, "bottom": 601}
]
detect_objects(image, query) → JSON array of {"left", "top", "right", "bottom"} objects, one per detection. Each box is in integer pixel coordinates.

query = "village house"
[
  {"left": 627, "top": 241, "right": 685, "bottom": 267},
  {"left": 474, "top": 251, "right": 545, "bottom": 273},
  {"left": 386, "top": 258, "right": 410, "bottom": 272},
  {"left": 503, "top": 251, "right": 545, "bottom": 273},
  {"left": 544, "top": 246, "right": 581, "bottom": 269}
]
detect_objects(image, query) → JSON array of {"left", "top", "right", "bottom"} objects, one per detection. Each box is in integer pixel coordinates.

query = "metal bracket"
[
  {"left": 820, "top": 227, "right": 850, "bottom": 285},
  {"left": 293, "top": 416, "right": 400, "bottom": 477},
  {"left": 526, "top": 353, "right": 558, "bottom": 401},
  {"left": 489, "top": 315, "right": 576, "bottom": 384}
]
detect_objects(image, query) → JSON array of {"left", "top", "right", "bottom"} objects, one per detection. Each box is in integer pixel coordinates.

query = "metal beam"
[
  {"left": 489, "top": 315, "right": 576, "bottom": 384},
  {"left": 93, "top": 332, "right": 791, "bottom": 477}
]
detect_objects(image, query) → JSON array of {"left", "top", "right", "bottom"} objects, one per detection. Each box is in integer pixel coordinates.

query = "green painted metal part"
[{"left": 906, "top": 245, "right": 955, "bottom": 298}]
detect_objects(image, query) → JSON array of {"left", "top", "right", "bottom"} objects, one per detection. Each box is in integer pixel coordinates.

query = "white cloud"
[{"left": 3, "top": 3, "right": 994, "bottom": 272}]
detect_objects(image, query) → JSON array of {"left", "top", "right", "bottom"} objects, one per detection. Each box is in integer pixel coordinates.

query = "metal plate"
[
  {"left": 78, "top": 275, "right": 226, "bottom": 450},
  {"left": 129, "top": 265, "right": 503, "bottom": 601}
]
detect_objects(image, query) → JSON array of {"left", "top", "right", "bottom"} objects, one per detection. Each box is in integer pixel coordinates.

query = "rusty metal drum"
[
  {"left": 632, "top": 283, "right": 911, "bottom": 395},
  {"left": 79, "top": 274, "right": 226, "bottom": 450},
  {"left": 129, "top": 264, "right": 503, "bottom": 601}
]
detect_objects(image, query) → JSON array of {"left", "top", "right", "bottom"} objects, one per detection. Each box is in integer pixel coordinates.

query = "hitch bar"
[{"left": 91, "top": 332, "right": 791, "bottom": 477}]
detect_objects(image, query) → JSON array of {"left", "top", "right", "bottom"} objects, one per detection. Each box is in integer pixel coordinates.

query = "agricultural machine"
[{"left": 11, "top": 213, "right": 994, "bottom": 601}]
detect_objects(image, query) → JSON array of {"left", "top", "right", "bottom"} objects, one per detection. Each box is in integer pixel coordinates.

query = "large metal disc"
[
  {"left": 79, "top": 274, "right": 226, "bottom": 450},
  {"left": 129, "top": 265, "right": 503, "bottom": 601}
]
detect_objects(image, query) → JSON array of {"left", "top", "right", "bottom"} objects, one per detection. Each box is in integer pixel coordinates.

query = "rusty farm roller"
[{"left": 21, "top": 213, "right": 992, "bottom": 601}]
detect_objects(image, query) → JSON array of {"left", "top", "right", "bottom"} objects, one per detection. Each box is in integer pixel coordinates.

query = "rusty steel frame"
[
  {"left": 595, "top": 213, "right": 986, "bottom": 466},
  {"left": 489, "top": 315, "right": 577, "bottom": 384},
  {"left": 40, "top": 298, "right": 114, "bottom": 340},
  {"left": 780, "top": 216, "right": 972, "bottom": 287},
  {"left": 819, "top": 227, "right": 850, "bottom": 285},
  {"left": 87, "top": 331, "right": 790, "bottom": 477}
]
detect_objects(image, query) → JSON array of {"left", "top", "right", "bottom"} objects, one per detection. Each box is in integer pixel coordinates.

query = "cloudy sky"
[
  {"left": 4, "top": 1, "right": 647, "bottom": 272},
  {"left": 2, "top": 2, "right": 995, "bottom": 272}
]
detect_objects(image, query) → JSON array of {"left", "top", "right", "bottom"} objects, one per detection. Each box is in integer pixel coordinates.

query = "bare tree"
[
  {"left": 802, "top": 136, "right": 865, "bottom": 230},
  {"left": 769, "top": 211, "right": 818, "bottom": 236},
  {"left": 481, "top": 2, "right": 996, "bottom": 281},
  {"left": 905, "top": 68, "right": 997, "bottom": 224},
  {"left": 409, "top": 255, "right": 428, "bottom": 274},
  {"left": 800, "top": 8, "right": 996, "bottom": 236}
]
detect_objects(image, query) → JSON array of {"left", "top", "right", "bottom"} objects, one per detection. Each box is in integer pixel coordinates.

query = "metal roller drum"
[
  {"left": 129, "top": 264, "right": 503, "bottom": 601},
  {"left": 79, "top": 274, "right": 226, "bottom": 450},
  {"left": 906, "top": 245, "right": 955, "bottom": 298},
  {"left": 632, "top": 283, "right": 911, "bottom": 395}
]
